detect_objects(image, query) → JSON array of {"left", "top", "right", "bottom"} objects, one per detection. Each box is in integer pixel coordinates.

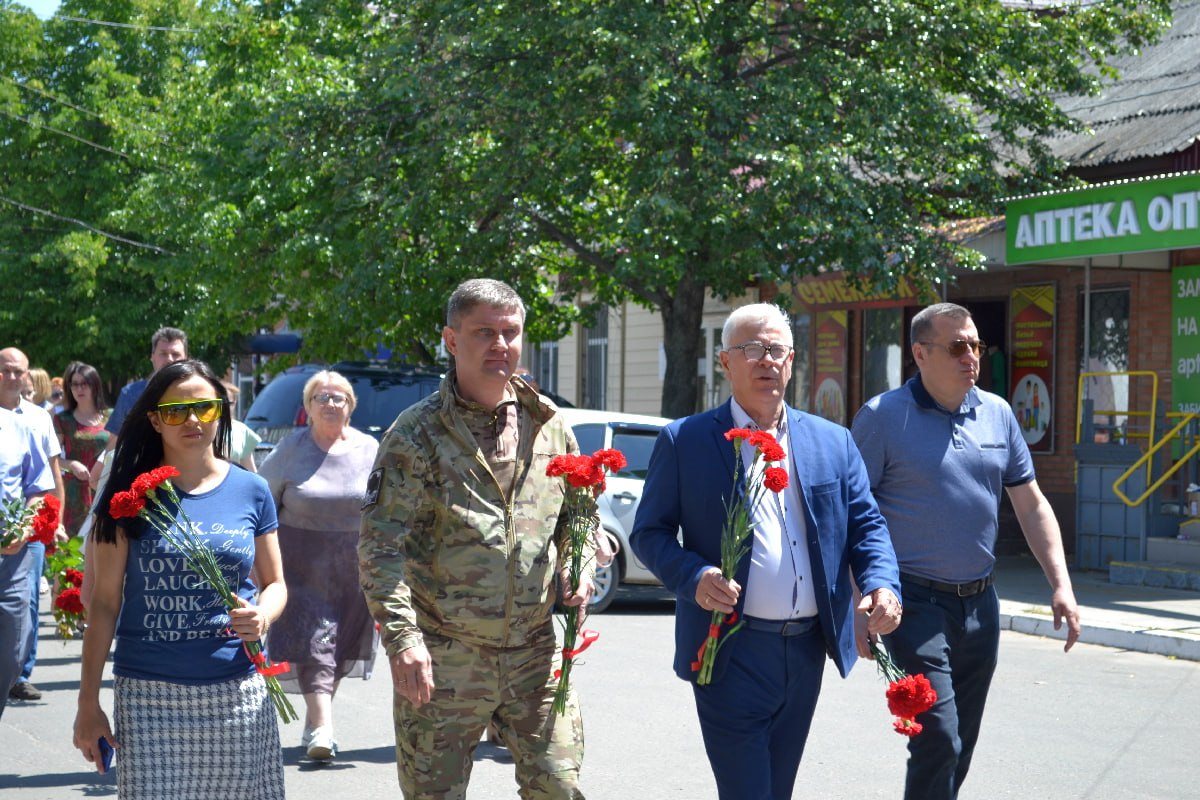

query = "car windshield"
[
  {"left": 609, "top": 427, "right": 658, "bottom": 479},
  {"left": 570, "top": 422, "right": 660, "bottom": 480}
]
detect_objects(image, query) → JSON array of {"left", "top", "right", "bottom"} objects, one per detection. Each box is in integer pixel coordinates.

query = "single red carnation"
[
  {"left": 566, "top": 459, "right": 605, "bottom": 489},
  {"left": 55, "top": 587, "right": 84, "bottom": 615},
  {"left": 893, "top": 717, "right": 923, "bottom": 737},
  {"left": 758, "top": 441, "right": 786, "bottom": 463},
  {"left": 109, "top": 490, "right": 146, "bottom": 519},
  {"left": 131, "top": 466, "right": 181, "bottom": 499},
  {"left": 591, "top": 449, "right": 627, "bottom": 473},
  {"left": 63, "top": 568, "right": 84, "bottom": 587},
  {"left": 724, "top": 428, "right": 754, "bottom": 443},
  {"left": 886, "top": 674, "right": 937, "bottom": 719},
  {"left": 746, "top": 430, "right": 775, "bottom": 449},
  {"left": 763, "top": 467, "right": 789, "bottom": 493},
  {"left": 547, "top": 453, "right": 587, "bottom": 478}
]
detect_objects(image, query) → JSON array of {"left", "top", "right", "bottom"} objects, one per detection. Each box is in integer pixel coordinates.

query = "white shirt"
[{"left": 730, "top": 398, "right": 818, "bottom": 620}]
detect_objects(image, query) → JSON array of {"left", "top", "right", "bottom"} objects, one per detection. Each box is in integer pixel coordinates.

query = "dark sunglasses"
[
  {"left": 155, "top": 399, "right": 224, "bottom": 426},
  {"left": 920, "top": 339, "right": 986, "bottom": 358}
]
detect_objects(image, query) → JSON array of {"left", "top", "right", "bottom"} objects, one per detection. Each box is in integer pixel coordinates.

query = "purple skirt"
[{"left": 266, "top": 524, "right": 378, "bottom": 693}]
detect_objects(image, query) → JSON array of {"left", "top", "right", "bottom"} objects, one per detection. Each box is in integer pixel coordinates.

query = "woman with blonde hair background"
[{"left": 258, "top": 370, "right": 379, "bottom": 760}]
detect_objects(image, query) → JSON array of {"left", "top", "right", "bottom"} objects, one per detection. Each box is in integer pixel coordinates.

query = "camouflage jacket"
[{"left": 359, "top": 372, "right": 597, "bottom": 654}]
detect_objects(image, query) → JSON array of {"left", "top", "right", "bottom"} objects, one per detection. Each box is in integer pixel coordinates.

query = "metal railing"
[
  {"left": 1078, "top": 370, "right": 1200, "bottom": 507},
  {"left": 1111, "top": 411, "right": 1200, "bottom": 507}
]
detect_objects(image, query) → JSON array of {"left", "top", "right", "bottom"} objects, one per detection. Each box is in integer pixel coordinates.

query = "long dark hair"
[
  {"left": 93, "top": 360, "right": 231, "bottom": 544},
  {"left": 62, "top": 362, "right": 108, "bottom": 413}
]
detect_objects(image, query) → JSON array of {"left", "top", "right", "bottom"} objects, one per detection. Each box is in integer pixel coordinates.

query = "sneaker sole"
[{"left": 306, "top": 744, "right": 335, "bottom": 760}]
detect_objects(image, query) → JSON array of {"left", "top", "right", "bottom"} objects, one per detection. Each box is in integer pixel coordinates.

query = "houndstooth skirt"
[{"left": 114, "top": 672, "right": 284, "bottom": 800}]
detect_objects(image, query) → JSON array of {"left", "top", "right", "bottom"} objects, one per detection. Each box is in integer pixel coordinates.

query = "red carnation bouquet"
[
  {"left": 1, "top": 493, "right": 60, "bottom": 550},
  {"left": 693, "top": 428, "right": 789, "bottom": 685},
  {"left": 109, "top": 466, "right": 298, "bottom": 723},
  {"left": 46, "top": 533, "right": 86, "bottom": 639},
  {"left": 545, "top": 447, "right": 626, "bottom": 714},
  {"left": 53, "top": 567, "right": 86, "bottom": 639},
  {"left": 869, "top": 638, "right": 938, "bottom": 736}
]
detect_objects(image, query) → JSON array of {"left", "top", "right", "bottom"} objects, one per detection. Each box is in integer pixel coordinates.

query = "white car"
[{"left": 557, "top": 408, "right": 673, "bottom": 612}]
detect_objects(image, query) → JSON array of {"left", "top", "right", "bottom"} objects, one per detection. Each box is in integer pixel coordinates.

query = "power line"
[
  {"left": 0, "top": 109, "right": 130, "bottom": 160},
  {"left": 53, "top": 14, "right": 203, "bottom": 34},
  {"left": 1, "top": 75, "right": 105, "bottom": 122},
  {"left": 1, "top": 75, "right": 179, "bottom": 149},
  {"left": 0, "top": 195, "right": 174, "bottom": 255}
]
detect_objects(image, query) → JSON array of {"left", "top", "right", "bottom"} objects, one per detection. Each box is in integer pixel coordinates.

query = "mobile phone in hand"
[{"left": 98, "top": 736, "right": 114, "bottom": 772}]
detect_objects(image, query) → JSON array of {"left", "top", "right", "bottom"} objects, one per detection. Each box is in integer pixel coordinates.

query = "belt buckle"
[{"left": 780, "top": 619, "right": 811, "bottom": 636}]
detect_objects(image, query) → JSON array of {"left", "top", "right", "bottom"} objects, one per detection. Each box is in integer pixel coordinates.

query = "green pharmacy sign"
[{"left": 1006, "top": 173, "right": 1200, "bottom": 265}]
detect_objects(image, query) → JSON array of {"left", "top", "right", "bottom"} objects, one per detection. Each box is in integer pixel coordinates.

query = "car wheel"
[{"left": 589, "top": 554, "right": 622, "bottom": 613}]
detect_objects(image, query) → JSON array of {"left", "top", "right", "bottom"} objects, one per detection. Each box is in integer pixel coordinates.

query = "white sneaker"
[{"left": 305, "top": 725, "right": 336, "bottom": 760}]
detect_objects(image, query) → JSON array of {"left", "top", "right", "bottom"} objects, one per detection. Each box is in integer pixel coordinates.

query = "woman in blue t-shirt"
[{"left": 74, "top": 360, "right": 288, "bottom": 800}]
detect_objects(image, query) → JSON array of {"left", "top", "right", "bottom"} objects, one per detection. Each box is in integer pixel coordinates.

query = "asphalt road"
[{"left": 3, "top": 587, "right": 1198, "bottom": 799}]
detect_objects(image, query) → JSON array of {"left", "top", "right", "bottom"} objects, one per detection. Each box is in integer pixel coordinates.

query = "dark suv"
[{"left": 243, "top": 362, "right": 444, "bottom": 454}]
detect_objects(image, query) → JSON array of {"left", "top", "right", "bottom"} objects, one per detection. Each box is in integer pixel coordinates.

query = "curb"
[{"left": 1000, "top": 607, "right": 1200, "bottom": 661}]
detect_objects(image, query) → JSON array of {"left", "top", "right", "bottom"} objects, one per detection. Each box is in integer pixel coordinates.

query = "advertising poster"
[
  {"left": 1171, "top": 264, "right": 1200, "bottom": 413},
  {"left": 1010, "top": 284, "right": 1056, "bottom": 453},
  {"left": 813, "top": 310, "right": 848, "bottom": 425}
]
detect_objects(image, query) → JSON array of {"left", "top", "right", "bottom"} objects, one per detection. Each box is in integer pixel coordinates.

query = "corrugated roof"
[{"left": 1048, "top": 0, "right": 1200, "bottom": 165}]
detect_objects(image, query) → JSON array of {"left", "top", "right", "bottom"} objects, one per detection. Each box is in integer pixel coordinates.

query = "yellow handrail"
[{"left": 1111, "top": 412, "right": 1200, "bottom": 507}]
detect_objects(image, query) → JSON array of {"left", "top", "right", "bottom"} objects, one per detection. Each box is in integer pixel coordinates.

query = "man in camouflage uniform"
[{"left": 360, "top": 278, "right": 596, "bottom": 799}]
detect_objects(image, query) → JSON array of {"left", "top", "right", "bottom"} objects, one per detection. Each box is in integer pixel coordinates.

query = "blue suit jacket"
[{"left": 630, "top": 401, "right": 900, "bottom": 682}]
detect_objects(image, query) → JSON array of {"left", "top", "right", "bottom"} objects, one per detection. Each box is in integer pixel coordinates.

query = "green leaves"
[{"left": 0, "top": 0, "right": 1172, "bottom": 412}]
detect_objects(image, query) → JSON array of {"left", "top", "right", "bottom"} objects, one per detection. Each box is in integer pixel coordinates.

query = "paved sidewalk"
[{"left": 995, "top": 554, "right": 1200, "bottom": 660}]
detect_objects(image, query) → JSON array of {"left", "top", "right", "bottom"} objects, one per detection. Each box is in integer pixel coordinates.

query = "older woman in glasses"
[
  {"left": 75, "top": 360, "right": 286, "bottom": 798},
  {"left": 258, "top": 370, "right": 379, "bottom": 761}
]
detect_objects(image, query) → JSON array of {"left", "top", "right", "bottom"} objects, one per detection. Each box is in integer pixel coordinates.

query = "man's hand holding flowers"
[
  {"left": 695, "top": 569, "right": 740, "bottom": 614},
  {"left": 559, "top": 567, "right": 595, "bottom": 626},
  {"left": 856, "top": 587, "right": 903, "bottom": 636}
]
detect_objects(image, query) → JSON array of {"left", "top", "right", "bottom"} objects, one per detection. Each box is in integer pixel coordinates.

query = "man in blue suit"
[{"left": 631, "top": 303, "right": 903, "bottom": 800}]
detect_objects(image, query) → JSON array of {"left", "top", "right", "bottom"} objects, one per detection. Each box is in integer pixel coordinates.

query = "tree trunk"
[{"left": 659, "top": 274, "right": 707, "bottom": 419}]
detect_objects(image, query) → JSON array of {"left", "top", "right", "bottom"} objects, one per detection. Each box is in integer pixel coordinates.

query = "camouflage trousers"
[{"left": 393, "top": 628, "right": 585, "bottom": 800}]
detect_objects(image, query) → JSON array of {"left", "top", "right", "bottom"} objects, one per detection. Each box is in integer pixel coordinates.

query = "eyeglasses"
[
  {"left": 313, "top": 392, "right": 348, "bottom": 407},
  {"left": 730, "top": 342, "right": 793, "bottom": 361},
  {"left": 154, "top": 399, "right": 224, "bottom": 426},
  {"left": 70, "top": 381, "right": 90, "bottom": 389},
  {"left": 919, "top": 339, "right": 986, "bottom": 358}
]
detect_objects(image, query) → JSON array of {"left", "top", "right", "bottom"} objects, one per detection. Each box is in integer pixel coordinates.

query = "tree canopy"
[{"left": 1, "top": 1, "right": 1173, "bottom": 414}]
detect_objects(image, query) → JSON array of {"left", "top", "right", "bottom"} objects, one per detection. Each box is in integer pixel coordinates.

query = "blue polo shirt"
[
  {"left": 851, "top": 376, "right": 1034, "bottom": 583},
  {"left": 106, "top": 378, "right": 148, "bottom": 436}
]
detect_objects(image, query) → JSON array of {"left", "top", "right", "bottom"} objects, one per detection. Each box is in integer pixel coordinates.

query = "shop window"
[{"left": 862, "top": 308, "right": 904, "bottom": 401}]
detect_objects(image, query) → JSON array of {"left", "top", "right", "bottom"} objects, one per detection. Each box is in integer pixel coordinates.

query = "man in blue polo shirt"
[
  {"left": 1, "top": 407, "right": 55, "bottom": 718},
  {"left": 851, "top": 302, "right": 1080, "bottom": 800}
]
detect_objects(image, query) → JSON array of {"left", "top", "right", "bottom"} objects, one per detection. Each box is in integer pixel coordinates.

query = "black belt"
[
  {"left": 741, "top": 615, "right": 819, "bottom": 637},
  {"left": 901, "top": 572, "right": 995, "bottom": 597}
]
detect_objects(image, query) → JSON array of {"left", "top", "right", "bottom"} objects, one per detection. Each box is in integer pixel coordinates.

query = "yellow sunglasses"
[{"left": 154, "top": 399, "right": 224, "bottom": 426}]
